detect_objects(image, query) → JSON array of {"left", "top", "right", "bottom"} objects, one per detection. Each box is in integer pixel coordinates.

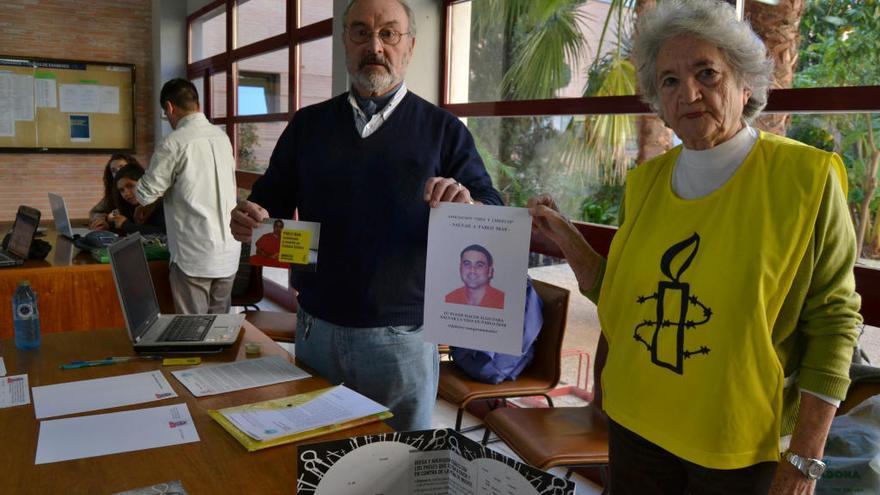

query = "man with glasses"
[
  {"left": 137, "top": 78, "right": 240, "bottom": 315},
  {"left": 230, "top": 0, "right": 502, "bottom": 431}
]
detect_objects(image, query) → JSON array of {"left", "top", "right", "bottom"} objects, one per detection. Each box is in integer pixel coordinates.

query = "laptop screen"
[
  {"left": 48, "top": 193, "right": 74, "bottom": 238},
  {"left": 108, "top": 235, "right": 161, "bottom": 341},
  {"left": 9, "top": 207, "right": 39, "bottom": 258}
]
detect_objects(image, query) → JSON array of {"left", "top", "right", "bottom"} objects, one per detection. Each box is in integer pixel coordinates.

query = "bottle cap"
[
  {"left": 19, "top": 280, "right": 30, "bottom": 286},
  {"left": 244, "top": 343, "right": 261, "bottom": 356}
]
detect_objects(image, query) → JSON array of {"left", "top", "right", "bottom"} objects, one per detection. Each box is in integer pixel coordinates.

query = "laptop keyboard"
[
  {"left": 158, "top": 315, "right": 216, "bottom": 342},
  {"left": 0, "top": 250, "right": 18, "bottom": 263}
]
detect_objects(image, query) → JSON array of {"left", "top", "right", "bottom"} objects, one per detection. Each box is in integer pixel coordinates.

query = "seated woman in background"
[
  {"left": 88, "top": 153, "right": 142, "bottom": 230},
  {"left": 106, "top": 164, "right": 166, "bottom": 235}
]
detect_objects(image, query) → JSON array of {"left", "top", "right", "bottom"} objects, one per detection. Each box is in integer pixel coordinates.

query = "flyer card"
[
  {"left": 250, "top": 218, "right": 320, "bottom": 271},
  {"left": 423, "top": 203, "right": 532, "bottom": 355},
  {"left": 296, "top": 428, "right": 574, "bottom": 494}
]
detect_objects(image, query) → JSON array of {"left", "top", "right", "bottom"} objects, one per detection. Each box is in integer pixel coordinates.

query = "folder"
[{"left": 208, "top": 385, "right": 392, "bottom": 452}]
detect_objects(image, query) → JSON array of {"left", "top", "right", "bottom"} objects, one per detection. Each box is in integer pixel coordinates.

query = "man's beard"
[{"left": 348, "top": 54, "right": 406, "bottom": 95}]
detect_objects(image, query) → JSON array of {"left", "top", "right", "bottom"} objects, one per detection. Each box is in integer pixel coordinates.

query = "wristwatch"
[{"left": 783, "top": 450, "right": 827, "bottom": 480}]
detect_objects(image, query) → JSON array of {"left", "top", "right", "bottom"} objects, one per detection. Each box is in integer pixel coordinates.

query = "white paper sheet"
[
  {"left": 59, "top": 83, "right": 99, "bottom": 113},
  {"left": 0, "top": 374, "right": 30, "bottom": 408},
  {"left": 32, "top": 370, "right": 177, "bottom": 419},
  {"left": 98, "top": 85, "right": 119, "bottom": 114},
  {"left": 13, "top": 74, "right": 34, "bottom": 121},
  {"left": 35, "top": 78, "right": 57, "bottom": 108},
  {"left": 35, "top": 403, "right": 199, "bottom": 465},
  {"left": 223, "top": 385, "right": 388, "bottom": 441},
  {"left": 423, "top": 203, "right": 532, "bottom": 354},
  {"left": 171, "top": 355, "right": 309, "bottom": 397},
  {"left": 0, "top": 357, "right": 6, "bottom": 377},
  {"left": 0, "top": 72, "right": 14, "bottom": 137}
]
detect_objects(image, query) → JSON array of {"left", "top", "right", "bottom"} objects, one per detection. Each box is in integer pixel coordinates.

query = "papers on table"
[
  {"left": 423, "top": 203, "right": 532, "bottom": 354},
  {"left": 35, "top": 403, "right": 199, "bottom": 465},
  {"left": 0, "top": 356, "right": 6, "bottom": 377},
  {"left": 0, "top": 374, "right": 30, "bottom": 409},
  {"left": 209, "top": 385, "right": 392, "bottom": 451},
  {"left": 222, "top": 385, "right": 389, "bottom": 442},
  {"left": 171, "top": 355, "right": 309, "bottom": 397},
  {"left": 32, "top": 370, "right": 177, "bottom": 419}
]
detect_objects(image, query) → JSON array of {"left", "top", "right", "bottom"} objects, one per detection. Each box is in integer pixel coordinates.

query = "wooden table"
[
  {"left": 0, "top": 227, "right": 174, "bottom": 339},
  {"left": 0, "top": 323, "right": 392, "bottom": 494}
]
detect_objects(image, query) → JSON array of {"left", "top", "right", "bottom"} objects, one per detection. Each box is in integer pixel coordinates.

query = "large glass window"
[
  {"left": 236, "top": 48, "right": 290, "bottom": 115},
  {"left": 237, "top": 0, "right": 287, "bottom": 47},
  {"left": 299, "top": 0, "right": 333, "bottom": 27},
  {"left": 191, "top": 5, "right": 226, "bottom": 62},
  {"left": 236, "top": 122, "right": 288, "bottom": 174},
  {"left": 447, "top": 0, "right": 636, "bottom": 104},
  {"left": 188, "top": 0, "right": 332, "bottom": 176},
  {"left": 211, "top": 71, "right": 228, "bottom": 118},
  {"left": 443, "top": 0, "right": 880, "bottom": 267},
  {"left": 299, "top": 38, "right": 333, "bottom": 108}
]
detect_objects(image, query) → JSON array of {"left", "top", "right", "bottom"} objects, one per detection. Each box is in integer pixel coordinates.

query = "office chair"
[{"left": 437, "top": 279, "right": 570, "bottom": 431}]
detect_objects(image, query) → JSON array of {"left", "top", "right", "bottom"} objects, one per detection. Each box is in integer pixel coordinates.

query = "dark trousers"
[{"left": 608, "top": 419, "right": 777, "bottom": 494}]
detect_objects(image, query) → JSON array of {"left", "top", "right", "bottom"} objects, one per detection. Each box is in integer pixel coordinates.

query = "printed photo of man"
[{"left": 445, "top": 244, "right": 505, "bottom": 309}]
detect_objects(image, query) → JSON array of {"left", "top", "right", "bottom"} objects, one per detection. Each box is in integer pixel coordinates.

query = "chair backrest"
[
  {"left": 231, "top": 242, "right": 264, "bottom": 307},
  {"left": 525, "top": 279, "right": 570, "bottom": 385}
]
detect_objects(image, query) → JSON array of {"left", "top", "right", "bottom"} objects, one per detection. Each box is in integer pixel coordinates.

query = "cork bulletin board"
[{"left": 0, "top": 55, "right": 135, "bottom": 152}]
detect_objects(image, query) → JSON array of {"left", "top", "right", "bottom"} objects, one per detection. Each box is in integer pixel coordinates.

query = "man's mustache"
[{"left": 359, "top": 55, "right": 391, "bottom": 71}]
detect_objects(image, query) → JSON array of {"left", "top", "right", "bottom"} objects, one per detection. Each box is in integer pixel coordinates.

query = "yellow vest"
[{"left": 599, "top": 132, "right": 847, "bottom": 469}]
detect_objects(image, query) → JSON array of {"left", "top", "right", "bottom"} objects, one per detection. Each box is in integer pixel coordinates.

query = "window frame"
[
  {"left": 186, "top": 0, "right": 332, "bottom": 189},
  {"left": 440, "top": 0, "right": 880, "bottom": 325}
]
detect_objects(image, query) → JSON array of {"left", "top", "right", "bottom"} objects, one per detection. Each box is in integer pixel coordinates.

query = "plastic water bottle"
[{"left": 13, "top": 280, "right": 41, "bottom": 350}]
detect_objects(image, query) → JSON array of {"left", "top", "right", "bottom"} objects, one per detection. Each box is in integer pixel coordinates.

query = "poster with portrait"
[
  {"left": 423, "top": 203, "right": 531, "bottom": 355},
  {"left": 249, "top": 218, "right": 320, "bottom": 271},
  {"left": 296, "top": 429, "right": 575, "bottom": 494}
]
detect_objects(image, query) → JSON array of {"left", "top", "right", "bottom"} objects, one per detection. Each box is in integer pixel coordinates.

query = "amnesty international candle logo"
[
  {"left": 633, "top": 233, "right": 713, "bottom": 375},
  {"left": 250, "top": 218, "right": 320, "bottom": 271}
]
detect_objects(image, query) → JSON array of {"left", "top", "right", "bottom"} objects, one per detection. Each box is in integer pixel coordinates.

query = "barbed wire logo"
[{"left": 633, "top": 233, "right": 712, "bottom": 374}]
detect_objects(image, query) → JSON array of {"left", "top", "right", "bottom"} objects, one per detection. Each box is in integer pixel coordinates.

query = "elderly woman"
[{"left": 530, "top": 0, "right": 861, "bottom": 493}]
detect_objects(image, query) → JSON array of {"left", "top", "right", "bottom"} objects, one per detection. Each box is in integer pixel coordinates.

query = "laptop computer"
[
  {"left": 48, "top": 193, "right": 90, "bottom": 239},
  {"left": 0, "top": 206, "right": 41, "bottom": 268},
  {"left": 108, "top": 233, "right": 244, "bottom": 352}
]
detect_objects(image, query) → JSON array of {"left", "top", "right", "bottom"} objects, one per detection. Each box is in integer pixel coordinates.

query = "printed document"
[
  {"left": 171, "top": 355, "right": 309, "bottom": 397},
  {"left": 35, "top": 403, "right": 199, "bottom": 465},
  {"left": 32, "top": 370, "right": 177, "bottom": 419},
  {"left": 0, "top": 374, "right": 30, "bottom": 409},
  {"left": 222, "top": 385, "right": 388, "bottom": 441},
  {"left": 423, "top": 203, "right": 532, "bottom": 354}
]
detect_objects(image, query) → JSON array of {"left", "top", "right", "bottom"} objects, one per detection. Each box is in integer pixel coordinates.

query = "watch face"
[{"left": 806, "top": 461, "right": 826, "bottom": 479}]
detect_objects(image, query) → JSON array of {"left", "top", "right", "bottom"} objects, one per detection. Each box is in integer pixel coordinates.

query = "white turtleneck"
[{"left": 672, "top": 124, "right": 758, "bottom": 200}]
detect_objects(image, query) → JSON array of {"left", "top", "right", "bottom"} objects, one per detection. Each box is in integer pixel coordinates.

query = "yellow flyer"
[{"left": 249, "top": 218, "right": 320, "bottom": 271}]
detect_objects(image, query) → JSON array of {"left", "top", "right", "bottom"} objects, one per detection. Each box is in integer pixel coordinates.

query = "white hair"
[{"left": 633, "top": 0, "right": 773, "bottom": 122}]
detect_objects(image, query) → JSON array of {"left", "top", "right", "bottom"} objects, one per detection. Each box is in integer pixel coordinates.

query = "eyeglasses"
[{"left": 345, "top": 27, "right": 411, "bottom": 46}]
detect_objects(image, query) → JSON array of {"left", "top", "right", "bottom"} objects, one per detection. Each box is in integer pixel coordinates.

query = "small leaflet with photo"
[{"left": 250, "top": 218, "right": 321, "bottom": 271}]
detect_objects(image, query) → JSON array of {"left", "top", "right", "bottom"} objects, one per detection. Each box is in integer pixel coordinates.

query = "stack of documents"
[
  {"left": 171, "top": 355, "right": 309, "bottom": 397},
  {"left": 209, "top": 385, "right": 392, "bottom": 451}
]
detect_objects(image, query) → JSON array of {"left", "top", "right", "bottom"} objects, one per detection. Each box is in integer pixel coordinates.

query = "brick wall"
[{"left": 0, "top": 0, "right": 153, "bottom": 222}]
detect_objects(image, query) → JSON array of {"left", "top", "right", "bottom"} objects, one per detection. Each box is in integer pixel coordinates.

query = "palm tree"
[{"left": 745, "top": 0, "right": 808, "bottom": 136}]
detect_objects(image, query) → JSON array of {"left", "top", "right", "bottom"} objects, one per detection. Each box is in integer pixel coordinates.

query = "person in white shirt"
[{"left": 136, "top": 78, "right": 241, "bottom": 314}]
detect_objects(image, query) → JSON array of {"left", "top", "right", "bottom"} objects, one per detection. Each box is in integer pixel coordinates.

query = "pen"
[{"left": 60, "top": 355, "right": 163, "bottom": 370}]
